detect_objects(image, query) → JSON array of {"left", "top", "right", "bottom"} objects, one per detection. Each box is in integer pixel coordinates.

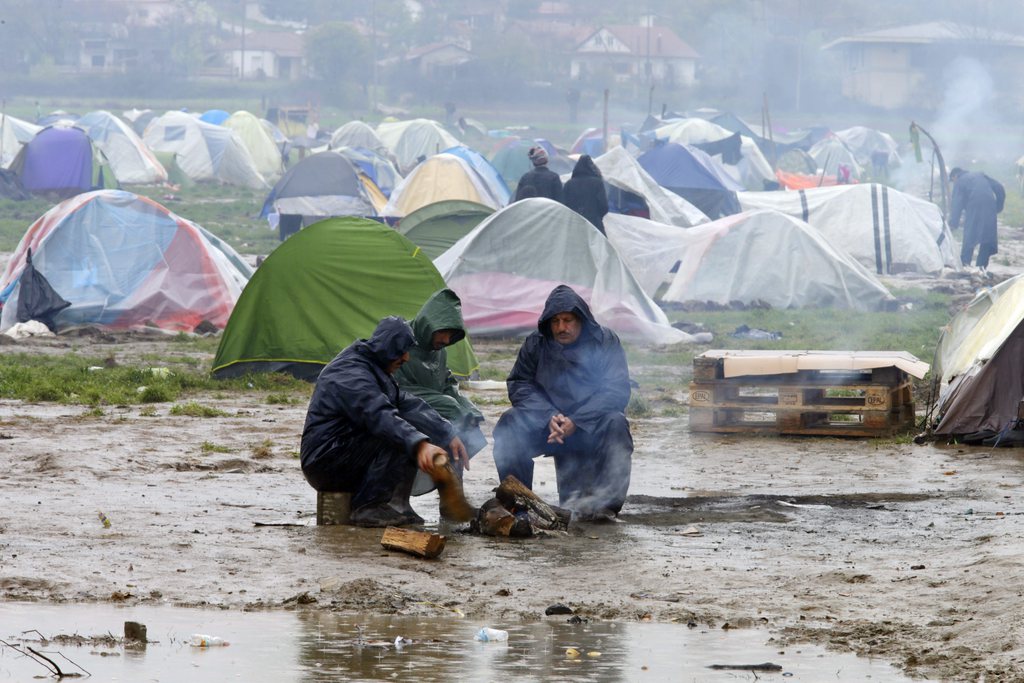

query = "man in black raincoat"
[
  {"left": 492, "top": 285, "right": 633, "bottom": 521},
  {"left": 301, "top": 316, "right": 468, "bottom": 527},
  {"left": 514, "top": 146, "right": 562, "bottom": 202},
  {"left": 561, "top": 154, "right": 609, "bottom": 234},
  {"left": 950, "top": 167, "right": 1005, "bottom": 269},
  {"left": 395, "top": 289, "right": 486, "bottom": 496}
]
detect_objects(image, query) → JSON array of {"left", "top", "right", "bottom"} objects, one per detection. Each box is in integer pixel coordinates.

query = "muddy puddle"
[{"left": 0, "top": 602, "right": 924, "bottom": 682}]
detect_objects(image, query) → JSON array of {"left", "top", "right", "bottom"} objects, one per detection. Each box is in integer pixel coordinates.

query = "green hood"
[{"left": 411, "top": 289, "right": 467, "bottom": 349}]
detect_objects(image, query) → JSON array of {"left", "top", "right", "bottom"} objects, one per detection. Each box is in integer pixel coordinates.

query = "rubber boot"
[{"left": 388, "top": 465, "right": 424, "bottom": 525}]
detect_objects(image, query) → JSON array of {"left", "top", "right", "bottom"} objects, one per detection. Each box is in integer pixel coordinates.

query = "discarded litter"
[
  {"left": 189, "top": 634, "right": 229, "bottom": 647},
  {"left": 565, "top": 647, "right": 581, "bottom": 658},
  {"left": 394, "top": 636, "right": 412, "bottom": 649},
  {"left": 474, "top": 627, "right": 508, "bottom": 642},
  {"left": 679, "top": 525, "right": 702, "bottom": 536},
  {"left": 730, "top": 324, "right": 782, "bottom": 341},
  {"left": 97, "top": 511, "right": 111, "bottom": 528},
  {"left": 545, "top": 603, "right": 573, "bottom": 616}
]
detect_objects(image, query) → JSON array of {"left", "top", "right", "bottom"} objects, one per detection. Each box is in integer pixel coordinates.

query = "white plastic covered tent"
[
  {"left": 0, "top": 114, "right": 41, "bottom": 169},
  {"left": 834, "top": 126, "right": 901, "bottom": 168},
  {"left": 382, "top": 153, "right": 504, "bottom": 218},
  {"left": 808, "top": 136, "right": 863, "bottom": 181},
  {"left": 224, "top": 111, "right": 283, "bottom": 179},
  {"left": 739, "top": 184, "right": 957, "bottom": 274},
  {"left": 653, "top": 118, "right": 775, "bottom": 191},
  {"left": 433, "top": 198, "right": 699, "bottom": 345},
  {"left": 593, "top": 147, "right": 708, "bottom": 227},
  {"left": 602, "top": 213, "right": 691, "bottom": 297},
  {"left": 143, "top": 111, "right": 267, "bottom": 189},
  {"left": 658, "top": 209, "right": 894, "bottom": 310},
  {"left": 330, "top": 120, "right": 390, "bottom": 156},
  {"left": 376, "top": 118, "right": 461, "bottom": 174},
  {"left": 75, "top": 111, "right": 168, "bottom": 184}
]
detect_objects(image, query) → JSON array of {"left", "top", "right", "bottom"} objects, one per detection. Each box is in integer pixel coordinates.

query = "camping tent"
[
  {"left": 0, "top": 114, "right": 42, "bottom": 168},
  {"left": 594, "top": 146, "right": 708, "bottom": 227},
  {"left": 738, "top": 183, "right": 957, "bottom": 274},
  {"left": 433, "top": 198, "right": 700, "bottom": 345},
  {"left": 75, "top": 110, "right": 168, "bottom": 184},
  {"left": 834, "top": 126, "right": 901, "bottom": 168},
  {"left": 224, "top": 110, "right": 284, "bottom": 179},
  {"left": 441, "top": 145, "right": 511, "bottom": 206},
  {"left": 382, "top": 153, "right": 505, "bottom": 218},
  {"left": 808, "top": 135, "right": 863, "bottom": 181},
  {"left": 143, "top": 111, "right": 267, "bottom": 189},
  {"left": 396, "top": 199, "right": 494, "bottom": 259},
  {"left": 259, "top": 150, "right": 386, "bottom": 219},
  {"left": 199, "top": 109, "right": 230, "bottom": 125},
  {"left": 10, "top": 125, "right": 116, "bottom": 197},
  {"left": 490, "top": 137, "right": 574, "bottom": 189},
  {"left": 933, "top": 274, "right": 1024, "bottom": 441},
  {"left": 656, "top": 209, "right": 895, "bottom": 310},
  {"left": 637, "top": 141, "right": 743, "bottom": 219},
  {"left": 211, "top": 216, "right": 478, "bottom": 380},
  {"left": 330, "top": 120, "right": 390, "bottom": 157},
  {"left": 375, "top": 118, "right": 461, "bottom": 173},
  {"left": 653, "top": 117, "right": 776, "bottom": 190},
  {"left": 0, "top": 190, "right": 251, "bottom": 332},
  {"left": 332, "top": 146, "right": 402, "bottom": 198}
]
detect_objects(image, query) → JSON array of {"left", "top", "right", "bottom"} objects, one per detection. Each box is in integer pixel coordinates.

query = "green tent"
[
  {"left": 212, "top": 216, "right": 479, "bottom": 380},
  {"left": 396, "top": 200, "right": 494, "bottom": 259}
]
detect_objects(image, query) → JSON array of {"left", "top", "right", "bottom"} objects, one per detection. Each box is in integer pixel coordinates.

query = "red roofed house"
[{"left": 571, "top": 20, "right": 699, "bottom": 87}]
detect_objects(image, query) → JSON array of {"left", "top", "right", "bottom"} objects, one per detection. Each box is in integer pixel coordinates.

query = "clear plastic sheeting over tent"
[
  {"left": 442, "top": 145, "right": 511, "bottom": 206},
  {"left": 594, "top": 146, "right": 708, "bottom": 227},
  {"left": 143, "top": 111, "right": 267, "bottom": 189},
  {"left": 0, "top": 114, "right": 42, "bottom": 168},
  {"left": 434, "top": 198, "right": 699, "bottom": 345},
  {"left": 332, "top": 146, "right": 402, "bottom": 198},
  {"left": 224, "top": 111, "right": 284, "bottom": 179},
  {"left": 653, "top": 117, "right": 775, "bottom": 190},
  {"left": 659, "top": 209, "right": 895, "bottom": 311},
  {"left": 382, "top": 153, "right": 505, "bottom": 218},
  {"left": 330, "top": 120, "right": 390, "bottom": 157},
  {"left": 259, "top": 151, "right": 386, "bottom": 219},
  {"left": 0, "top": 190, "right": 251, "bottom": 332},
  {"left": 602, "top": 213, "right": 692, "bottom": 297},
  {"left": 396, "top": 199, "right": 493, "bottom": 260},
  {"left": 738, "top": 183, "right": 957, "bottom": 274},
  {"left": 834, "top": 126, "right": 902, "bottom": 168},
  {"left": 376, "top": 118, "right": 461, "bottom": 174},
  {"left": 808, "top": 135, "right": 863, "bottom": 181},
  {"left": 75, "top": 111, "right": 168, "bottom": 184}
]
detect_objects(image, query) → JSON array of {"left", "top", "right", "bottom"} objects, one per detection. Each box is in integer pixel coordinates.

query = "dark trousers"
[
  {"left": 301, "top": 433, "right": 415, "bottom": 510},
  {"left": 492, "top": 409, "right": 633, "bottom": 514},
  {"left": 962, "top": 241, "right": 997, "bottom": 268}
]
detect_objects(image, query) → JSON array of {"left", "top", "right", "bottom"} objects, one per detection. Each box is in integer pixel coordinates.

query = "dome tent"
[
  {"left": 10, "top": 125, "right": 117, "bottom": 197},
  {"left": 75, "top": 110, "right": 168, "bottom": 184}
]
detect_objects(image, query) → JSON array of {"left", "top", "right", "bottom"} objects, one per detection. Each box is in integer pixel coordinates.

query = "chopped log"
[
  {"left": 474, "top": 497, "right": 533, "bottom": 538},
  {"left": 494, "top": 475, "right": 572, "bottom": 530},
  {"left": 431, "top": 453, "right": 475, "bottom": 522},
  {"left": 380, "top": 526, "right": 446, "bottom": 559}
]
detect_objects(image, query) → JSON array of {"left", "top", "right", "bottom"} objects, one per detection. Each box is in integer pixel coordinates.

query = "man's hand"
[
  {"left": 449, "top": 436, "right": 469, "bottom": 471},
  {"left": 415, "top": 440, "right": 447, "bottom": 475},
  {"left": 547, "top": 414, "right": 577, "bottom": 444}
]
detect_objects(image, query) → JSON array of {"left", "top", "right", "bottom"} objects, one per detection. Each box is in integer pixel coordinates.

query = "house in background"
[
  {"left": 571, "top": 19, "right": 699, "bottom": 88},
  {"left": 822, "top": 21, "right": 1024, "bottom": 109},
  {"left": 403, "top": 42, "right": 475, "bottom": 79},
  {"left": 221, "top": 31, "right": 307, "bottom": 80}
]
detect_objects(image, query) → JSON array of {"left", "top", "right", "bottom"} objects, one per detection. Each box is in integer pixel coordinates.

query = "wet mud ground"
[{"left": 1, "top": 353, "right": 1023, "bottom": 682}]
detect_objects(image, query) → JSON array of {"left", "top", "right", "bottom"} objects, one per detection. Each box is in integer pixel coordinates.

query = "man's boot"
[{"left": 389, "top": 467, "right": 424, "bottom": 525}]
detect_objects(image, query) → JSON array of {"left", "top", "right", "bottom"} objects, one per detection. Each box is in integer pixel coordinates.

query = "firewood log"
[
  {"left": 494, "top": 475, "right": 572, "bottom": 530},
  {"left": 431, "top": 452, "right": 475, "bottom": 522},
  {"left": 380, "top": 526, "right": 446, "bottom": 558}
]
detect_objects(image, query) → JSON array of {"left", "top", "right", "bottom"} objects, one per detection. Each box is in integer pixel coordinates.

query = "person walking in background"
[
  {"left": 950, "top": 166, "right": 1005, "bottom": 271},
  {"left": 514, "top": 146, "right": 562, "bottom": 202},
  {"left": 561, "top": 154, "right": 609, "bottom": 234}
]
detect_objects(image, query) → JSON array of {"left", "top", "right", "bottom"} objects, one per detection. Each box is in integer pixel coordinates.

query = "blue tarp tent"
[
  {"left": 637, "top": 141, "right": 742, "bottom": 219},
  {"left": 442, "top": 145, "right": 511, "bottom": 206}
]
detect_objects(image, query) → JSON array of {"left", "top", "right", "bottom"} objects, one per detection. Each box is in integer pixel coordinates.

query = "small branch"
[
  {"left": 28, "top": 647, "right": 63, "bottom": 677},
  {"left": 0, "top": 638, "right": 58, "bottom": 675}
]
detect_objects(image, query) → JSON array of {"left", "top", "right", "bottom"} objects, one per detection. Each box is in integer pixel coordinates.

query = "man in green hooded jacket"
[{"left": 395, "top": 289, "right": 486, "bottom": 496}]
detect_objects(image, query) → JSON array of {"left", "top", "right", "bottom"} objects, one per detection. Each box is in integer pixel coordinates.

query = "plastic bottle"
[
  {"left": 189, "top": 634, "right": 230, "bottom": 647},
  {"left": 474, "top": 627, "right": 508, "bottom": 642},
  {"left": 97, "top": 511, "right": 111, "bottom": 528}
]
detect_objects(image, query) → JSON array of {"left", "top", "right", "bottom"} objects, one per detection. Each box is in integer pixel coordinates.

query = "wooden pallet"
[{"left": 689, "top": 359, "right": 916, "bottom": 437}]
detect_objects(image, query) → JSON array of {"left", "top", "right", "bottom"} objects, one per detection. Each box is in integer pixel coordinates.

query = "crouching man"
[
  {"left": 300, "top": 316, "right": 467, "bottom": 527},
  {"left": 492, "top": 284, "right": 633, "bottom": 521}
]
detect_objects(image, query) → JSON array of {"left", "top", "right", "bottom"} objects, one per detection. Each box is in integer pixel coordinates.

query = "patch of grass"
[
  {"left": 139, "top": 406, "right": 159, "bottom": 417},
  {"left": 79, "top": 406, "right": 105, "bottom": 418},
  {"left": 266, "top": 393, "right": 295, "bottom": 405},
  {"left": 170, "top": 402, "right": 228, "bottom": 418},
  {"left": 627, "top": 393, "right": 652, "bottom": 418},
  {"left": 139, "top": 385, "right": 175, "bottom": 403},
  {"left": 200, "top": 441, "right": 233, "bottom": 453},
  {"left": 251, "top": 439, "right": 274, "bottom": 459}
]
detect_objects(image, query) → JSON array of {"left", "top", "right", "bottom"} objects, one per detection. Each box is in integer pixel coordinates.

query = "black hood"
[
  {"left": 538, "top": 284, "right": 600, "bottom": 341},
  {"left": 570, "top": 154, "right": 601, "bottom": 179},
  {"left": 363, "top": 316, "right": 417, "bottom": 368}
]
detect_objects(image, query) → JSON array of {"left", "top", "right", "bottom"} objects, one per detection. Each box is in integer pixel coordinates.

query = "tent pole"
[{"left": 602, "top": 89, "right": 609, "bottom": 155}]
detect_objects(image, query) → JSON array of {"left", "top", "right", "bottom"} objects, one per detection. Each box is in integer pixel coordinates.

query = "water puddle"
[{"left": 0, "top": 602, "right": 925, "bottom": 681}]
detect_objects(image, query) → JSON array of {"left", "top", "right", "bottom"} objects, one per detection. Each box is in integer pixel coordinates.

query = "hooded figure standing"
[
  {"left": 949, "top": 167, "right": 1005, "bottom": 269},
  {"left": 300, "top": 316, "right": 467, "bottom": 527},
  {"left": 561, "top": 154, "right": 609, "bottom": 234},
  {"left": 492, "top": 285, "right": 633, "bottom": 521},
  {"left": 514, "top": 146, "right": 562, "bottom": 202},
  {"left": 395, "top": 289, "right": 486, "bottom": 495}
]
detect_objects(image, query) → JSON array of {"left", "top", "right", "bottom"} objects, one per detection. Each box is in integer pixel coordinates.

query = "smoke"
[{"left": 930, "top": 56, "right": 1000, "bottom": 168}]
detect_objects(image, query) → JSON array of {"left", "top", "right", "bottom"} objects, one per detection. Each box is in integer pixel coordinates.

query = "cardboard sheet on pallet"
[{"left": 699, "top": 350, "right": 929, "bottom": 380}]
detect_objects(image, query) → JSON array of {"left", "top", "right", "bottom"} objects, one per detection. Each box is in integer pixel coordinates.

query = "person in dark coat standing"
[
  {"left": 300, "top": 316, "right": 467, "bottom": 527},
  {"left": 949, "top": 167, "right": 1005, "bottom": 269},
  {"left": 514, "top": 146, "right": 562, "bottom": 202},
  {"left": 561, "top": 154, "right": 609, "bottom": 234},
  {"left": 491, "top": 285, "right": 633, "bottom": 521}
]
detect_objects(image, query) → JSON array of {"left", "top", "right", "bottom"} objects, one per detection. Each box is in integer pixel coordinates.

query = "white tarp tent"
[
  {"left": 376, "top": 118, "right": 461, "bottom": 174},
  {"left": 594, "top": 146, "right": 708, "bottom": 227},
  {"left": 224, "top": 111, "right": 284, "bottom": 179},
  {"left": 834, "top": 126, "right": 901, "bottom": 168},
  {"left": 659, "top": 209, "right": 895, "bottom": 310},
  {"left": 808, "top": 136, "right": 863, "bottom": 181},
  {"left": 653, "top": 117, "right": 775, "bottom": 191},
  {"left": 738, "top": 184, "right": 958, "bottom": 274},
  {"left": 0, "top": 114, "right": 41, "bottom": 169},
  {"left": 382, "top": 153, "right": 504, "bottom": 218},
  {"left": 330, "top": 120, "right": 390, "bottom": 157},
  {"left": 75, "top": 110, "right": 168, "bottom": 184},
  {"left": 143, "top": 111, "right": 267, "bottom": 189},
  {"left": 603, "top": 213, "right": 691, "bottom": 297},
  {"left": 434, "top": 198, "right": 700, "bottom": 345}
]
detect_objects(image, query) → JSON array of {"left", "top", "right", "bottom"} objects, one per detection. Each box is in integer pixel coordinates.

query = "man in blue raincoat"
[{"left": 492, "top": 285, "right": 633, "bottom": 521}]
